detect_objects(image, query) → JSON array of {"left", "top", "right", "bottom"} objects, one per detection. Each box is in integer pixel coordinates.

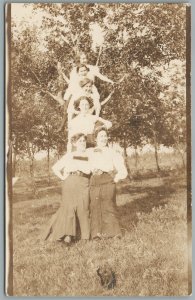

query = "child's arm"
[
  {"left": 92, "top": 66, "right": 114, "bottom": 84},
  {"left": 57, "top": 62, "right": 70, "bottom": 84},
  {"left": 61, "top": 72, "right": 70, "bottom": 84},
  {"left": 90, "top": 91, "right": 114, "bottom": 115}
]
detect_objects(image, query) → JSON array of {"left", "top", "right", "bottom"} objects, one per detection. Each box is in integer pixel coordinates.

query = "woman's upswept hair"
[
  {"left": 74, "top": 96, "right": 93, "bottom": 109},
  {"left": 76, "top": 64, "right": 89, "bottom": 73},
  {"left": 71, "top": 133, "right": 87, "bottom": 144},
  {"left": 94, "top": 127, "right": 109, "bottom": 139}
]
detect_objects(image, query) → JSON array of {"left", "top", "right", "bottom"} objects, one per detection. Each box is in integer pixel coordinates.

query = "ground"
[{"left": 12, "top": 170, "right": 189, "bottom": 296}]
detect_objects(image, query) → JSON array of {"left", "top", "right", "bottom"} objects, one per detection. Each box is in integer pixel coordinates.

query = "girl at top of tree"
[{"left": 61, "top": 52, "right": 114, "bottom": 102}]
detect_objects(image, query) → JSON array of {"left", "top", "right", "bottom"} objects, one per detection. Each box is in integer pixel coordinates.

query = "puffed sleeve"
[
  {"left": 69, "top": 67, "right": 77, "bottom": 82},
  {"left": 90, "top": 65, "right": 100, "bottom": 77},
  {"left": 112, "top": 150, "right": 128, "bottom": 182}
]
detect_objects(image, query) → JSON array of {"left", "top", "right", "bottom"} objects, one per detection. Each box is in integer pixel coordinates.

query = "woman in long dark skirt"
[
  {"left": 88, "top": 129, "right": 128, "bottom": 239},
  {"left": 41, "top": 133, "right": 90, "bottom": 245}
]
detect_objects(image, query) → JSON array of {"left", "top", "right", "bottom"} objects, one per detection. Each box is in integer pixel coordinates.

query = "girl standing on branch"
[{"left": 61, "top": 52, "right": 114, "bottom": 102}]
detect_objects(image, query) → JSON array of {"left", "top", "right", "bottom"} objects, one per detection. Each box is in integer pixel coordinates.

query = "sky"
[{"left": 11, "top": 3, "right": 106, "bottom": 52}]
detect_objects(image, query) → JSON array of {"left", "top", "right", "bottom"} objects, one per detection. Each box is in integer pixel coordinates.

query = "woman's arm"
[
  {"left": 52, "top": 155, "right": 68, "bottom": 180},
  {"left": 96, "top": 117, "right": 112, "bottom": 129},
  {"left": 92, "top": 66, "right": 114, "bottom": 84},
  {"left": 112, "top": 151, "right": 128, "bottom": 183}
]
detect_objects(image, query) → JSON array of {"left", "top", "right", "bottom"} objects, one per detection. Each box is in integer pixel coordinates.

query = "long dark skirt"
[
  {"left": 41, "top": 175, "right": 90, "bottom": 241},
  {"left": 90, "top": 173, "right": 121, "bottom": 239}
]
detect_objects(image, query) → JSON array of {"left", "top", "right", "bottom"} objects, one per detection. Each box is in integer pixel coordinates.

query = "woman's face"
[
  {"left": 80, "top": 54, "right": 88, "bottom": 65},
  {"left": 96, "top": 130, "right": 108, "bottom": 147},
  {"left": 74, "top": 135, "right": 86, "bottom": 152},
  {"left": 79, "top": 99, "right": 90, "bottom": 113},
  {"left": 83, "top": 83, "right": 92, "bottom": 94},
  {"left": 78, "top": 66, "right": 88, "bottom": 77}
]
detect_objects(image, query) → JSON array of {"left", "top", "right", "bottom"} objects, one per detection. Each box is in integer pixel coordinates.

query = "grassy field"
[{"left": 12, "top": 170, "right": 189, "bottom": 296}]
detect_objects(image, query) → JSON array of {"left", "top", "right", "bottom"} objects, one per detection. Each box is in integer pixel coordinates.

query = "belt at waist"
[
  {"left": 92, "top": 169, "right": 113, "bottom": 176},
  {"left": 70, "top": 171, "right": 90, "bottom": 179}
]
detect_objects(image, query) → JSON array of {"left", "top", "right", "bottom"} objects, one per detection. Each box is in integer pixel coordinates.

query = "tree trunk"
[
  {"left": 27, "top": 139, "right": 37, "bottom": 196},
  {"left": 134, "top": 146, "right": 139, "bottom": 170},
  {"left": 154, "top": 141, "right": 160, "bottom": 172},
  {"left": 123, "top": 136, "right": 127, "bottom": 157},
  {"left": 47, "top": 146, "right": 50, "bottom": 185},
  {"left": 123, "top": 135, "right": 131, "bottom": 179},
  {"left": 57, "top": 102, "right": 68, "bottom": 133},
  {"left": 29, "top": 157, "right": 34, "bottom": 177},
  {"left": 175, "top": 142, "right": 186, "bottom": 168}
]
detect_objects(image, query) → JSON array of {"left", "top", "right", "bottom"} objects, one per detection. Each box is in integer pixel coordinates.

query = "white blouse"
[
  {"left": 52, "top": 152, "right": 91, "bottom": 177},
  {"left": 87, "top": 147, "right": 128, "bottom": 182},
  {"left": 68, "top": 114, "right": 98, "bottom": 137}
]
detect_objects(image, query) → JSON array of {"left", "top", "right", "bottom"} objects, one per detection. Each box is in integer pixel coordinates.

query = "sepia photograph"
[{"left": 6, "top": 3, "right": 191, "bottom": 296}]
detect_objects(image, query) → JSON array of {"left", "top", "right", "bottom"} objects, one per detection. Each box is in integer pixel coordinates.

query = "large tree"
[{"left": 11, "top": 3, "right": 187, "bottom": 173}]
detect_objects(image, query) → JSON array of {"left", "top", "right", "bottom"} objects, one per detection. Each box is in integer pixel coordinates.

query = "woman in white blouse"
[
  {"left": 41, "top": 133, "right": 91, "bottom": 245},
  {"left": 88, "top": 129, "right": 128, "bottom": 239},
  {"left": 68, "top": 97, "right": 112, "bottom": 151}
]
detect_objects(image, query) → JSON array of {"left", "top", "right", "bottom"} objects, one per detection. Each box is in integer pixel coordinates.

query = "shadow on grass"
[{"left": 118, "top": 175, "right": 186, "bottom": 231}]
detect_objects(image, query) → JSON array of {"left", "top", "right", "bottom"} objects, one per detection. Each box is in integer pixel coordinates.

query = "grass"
[{"left": 12, "top": 172, "right": 189, "bottom": 296}]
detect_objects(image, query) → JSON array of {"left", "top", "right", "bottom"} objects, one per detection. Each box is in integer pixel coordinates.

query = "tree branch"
[
  {"left": 27, "top": 64, "right": 65, "bottom": 105},
  {"left": 57, "top": 62, "right": 70, "bottom": 84},
  {"left": 41, "top": 89, "right": 64, "bottom": 105},
  {"left": 28, "top": 67, "right": 43, "bottom": 86},
  {"left": 101, "top": 91, "right": 114, "bottom": 106},
  {"left": 96, "top": 45, "right": 103, "bottom": 66}
]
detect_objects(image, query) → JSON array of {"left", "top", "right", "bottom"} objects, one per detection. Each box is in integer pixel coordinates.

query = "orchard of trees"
[{"left": 10, "top": 3, "right": 187, "bottom": 178}]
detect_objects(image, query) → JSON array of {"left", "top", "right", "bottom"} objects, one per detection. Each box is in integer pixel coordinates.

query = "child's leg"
[
  {"left": 68, "top": 112, "right": 74, "bottom": 125},
  {"left": 67, "top": 139, "right": 72, "bottom": 153},
  {"left": 64, "top": 86, "right": 72, "bottom": 101},
  {"left": 92, "top": 85, "right": 100, "bottom": 100},
  {"left": 92, "top": 85, "right": 101, "bottom": 116}
]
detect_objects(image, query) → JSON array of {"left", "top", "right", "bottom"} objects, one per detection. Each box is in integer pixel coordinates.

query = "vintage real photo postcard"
[{"left": 6, "top": 3, "right": 191, "bottom": 296}]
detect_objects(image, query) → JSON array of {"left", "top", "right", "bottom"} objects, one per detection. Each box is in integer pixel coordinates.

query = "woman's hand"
[
  {"left": 61, "top": 173, "right": 69, "bottom": 181},
  {"left": 74, "top": 109, "right": 80, "bottom": 115},
  {"left": 114, "top": 177, "right": 119, "bottom": 183},
  {"left": 105, "top": 120, "right": 112, "bottom": 129}
]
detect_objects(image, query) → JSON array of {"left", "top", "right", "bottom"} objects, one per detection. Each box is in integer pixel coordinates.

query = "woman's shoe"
[{"left": 64, "top": 235, "right": 71, "bottom": 246}]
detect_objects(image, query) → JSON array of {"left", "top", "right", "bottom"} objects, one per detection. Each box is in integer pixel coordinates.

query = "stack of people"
[{"left": 41, "top": 52, "right": 128, "bottom": 245}]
